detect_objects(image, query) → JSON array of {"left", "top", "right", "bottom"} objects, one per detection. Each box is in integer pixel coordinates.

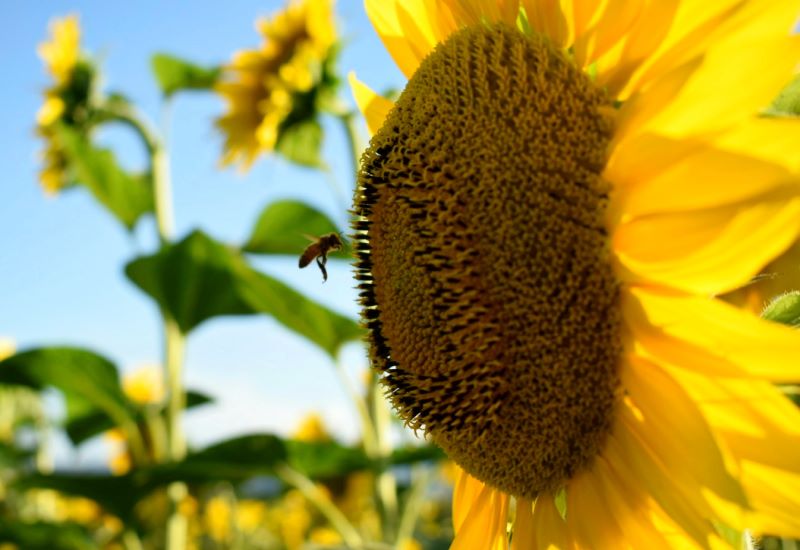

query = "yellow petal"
[
  {"left": 619, "top": 34, "right": 800, "bottom": 140},
  {"left": 365, "top": 0, "right": 426, "bottom": 77},
  {"left": 348, "top": 73, "right": 394, "bottom": 135},
  {"left": 714, "top": 117, "right": 800, "bottom": 174},
  {"left": 612, "top": 185, "right": 800, "bottom": 295},
  {"left": 624, "top": 287, "right": 800, "bottom": 382},
  {"left": 593, "top": 457, "right": 680, "bottom": 550},
  {"left": 611, "top": 145, "right": 793, "bottom": 220},
  {"left": 608, "top": 419, "right": 718, "bottom": 548},
  {"left": 443, "top": 0, "right": 518, "bottom": 27},
  {"left": 530, "top": 494, "right": 573, "bottom": 550},
  {"left": 452, "top": 466, "right": 486, "bottom": 532},
  {"left": 595, "top": 0, "right": 680, "bottom": 97},
  {"left": 521, "top": 0, "right": 569, "bottom": 48},
  {"left": 451, "top": 474, "right": 509, "bottom": 550},
  {"left": 668, "top": 371, "right": 800, "bottom": 473},
  {"left": 622, "top": 0, "right": 798, "bottom": 98},
  {"left": 510, "top": 497, "right": 536, "bottom": 550},
  {"left": 566, "top": 467, "right": 626, "bottom": 548},
  {"left": 622, "top": 356, "right": 746, "bottom": 507}
]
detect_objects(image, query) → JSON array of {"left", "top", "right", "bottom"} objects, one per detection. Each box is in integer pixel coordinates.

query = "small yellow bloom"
[
  {"left": 0, "top": 338, "right": 15, "bottom": 361},
  {"left": 122, "top": 364, "right": 165, "bottom": 405},
  {"left": 35, "top": 14, "right": 91, "bottom": 195},
  {"left": 215, "top": 0, "right": 337, "bottom": 169},
  {"left": 103, "top": 428, "right": 131, "bottom": 475},
  {"left": 38, "top": 15, "right": 80, "bottom": 85},
  {"left": 204, "top": 496, "right": 233, "bottom": 543},
  {"left": 309, "top": 526, "right": 343, "bottom": 545},
  {"left": 293, "top": 413, "right": 332, "bottom": 442},
  {"left": 236, "top": 499, "right": 267, "bottom": 532}
]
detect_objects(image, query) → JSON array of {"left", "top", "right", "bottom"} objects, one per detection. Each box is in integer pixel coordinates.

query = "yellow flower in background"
[
  {"left": 122, "top": 364, "right": 165, "bottom": 405},
  {"left": 0, "top": 338, "right": 15, "bottom": 361},
  {"left": 215, "top": 0, "right": 337, "bottom": 168},
  {"left": 204, "top": 496, "right": 233, "bottom": 543},
  {"left": 293, "top": 412, "right": 333, "bottom": 442},
  {"left": 38, "top": 15, "right": 80, "bottom": 85},
  {"left": 352, "top": 1, "right": 800, "bottom": 547},
  {"left": 309, "top": 525, "right": 343, "bottom": 545},
  {"left": 104, "top": 428, "right": 131, "bottom": 475},
  {"left": 35, "top": 14, "right": 94, "bottom": 195},
  {"left": 236, "top": 499, "right": 267, "bottom": 532}
]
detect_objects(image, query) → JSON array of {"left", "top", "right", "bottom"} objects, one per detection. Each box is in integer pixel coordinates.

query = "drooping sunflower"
[
  {"left": 351, "top": 1, "right": 800, "bottom": 547},
  {"left": 36, "top": 14, "right": 96, "bottom": 194},
  {"left": 215, "top": 0, "right": 338, "bottom": 169}
]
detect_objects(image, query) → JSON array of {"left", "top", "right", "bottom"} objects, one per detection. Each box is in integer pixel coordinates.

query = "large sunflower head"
[
  {"left": 215, "top": 0, "right": 339, "bottom": 169},
  {"left": 352, "top": 0, "right": 800, "bottom": 546},
  {"left": 36, "top": 14, "right": 97, "bottom": 194}
]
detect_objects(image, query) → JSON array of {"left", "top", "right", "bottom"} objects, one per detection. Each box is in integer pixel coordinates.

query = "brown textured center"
[{"left": 352, "top": 24, "right": 621, "bottom": 498}]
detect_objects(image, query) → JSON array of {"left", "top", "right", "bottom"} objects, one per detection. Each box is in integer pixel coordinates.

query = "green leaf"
[
  {"left": 276, "top": 118, "right": 324, "bottom": 167},
  {"left": 14, "top": 472, "right": 145, "bottom": 522},
  {"left": 769, "top": 74, "right": 800, "bottom": 116},
  {"left": 286, "top": 439, "right": 370, "bottom": 479},
  {"left": 762, "top": 291, "right": 800, "bottom": 327},
  {"left": 390, "top": 444, "right": 446, "bottom": 466},
  {"left": 64, "top": 389, "right": 214, "bottom": 446},
  {"left": 151, "top": 53, "right": 220, "bottom": 97},
  {"left": 0, "top": 348, "right": 136, "bottom": 437},
  {"left": 126, "top": 231, "right": 362, "bottom": 355},
  {"left": 56, "top": 124, "right": 154, "bottom": 230},
  {"left": 0, "top": 519, "right": 95, "bottom": 550},
  {"left": 243, "top": 200, "right": 350, "bottom": 258}
]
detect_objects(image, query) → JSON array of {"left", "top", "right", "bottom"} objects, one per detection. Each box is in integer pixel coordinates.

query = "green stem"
[
  {"left": 394, "top": 467, "right": 432, "bottom": 548},
  {"left": 340, "top": 111, "right": 363, "bottom": 190},
  {"left": 275, "top": 463, "right": 364, "bottom": 548},
  {"left": 372, "top": 383, "right": 399, "bottom": 540},
  {"left": 98, "top": 99, "right": 187, "bottom": 550},
  {"left": 122, "top": 528, "right": 145, "bottom": 550}
]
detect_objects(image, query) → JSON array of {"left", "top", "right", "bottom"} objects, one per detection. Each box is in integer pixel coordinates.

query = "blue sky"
[{"left": 1, "top": 1, "right": 406, "bottom": 466}]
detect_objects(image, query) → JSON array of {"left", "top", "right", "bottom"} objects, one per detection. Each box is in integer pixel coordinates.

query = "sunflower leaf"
[
  {"left": 56, "top": 124, "right": 154, "bottom": 230},
  {"left": 64, "top": 389, "right": 214, "bottom": 446},
  {"left": 242, "top": 200, "right": 350, "bottom": 258},
  {"left": 276, "top": 118, "right": 324, "bottom": 167},
  {"left": 0, "top": 348, "right": 136, "bottom": 440},
  {"left": 125, "top": 230, "right": 361, "bottom": 354},
  {"left": 150, "top": 53, "right": 221, "bottom": 97}
]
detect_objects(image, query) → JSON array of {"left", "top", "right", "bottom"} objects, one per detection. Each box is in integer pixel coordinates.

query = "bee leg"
[{"left": 316, "top": 256, "right": 329, "bottom": 282}]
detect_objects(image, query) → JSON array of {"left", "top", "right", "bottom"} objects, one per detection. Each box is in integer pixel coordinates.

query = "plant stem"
[
  {"left": 275, "top": 463, "right": 364, "bottom": 549},
  {"left": 339, "top": 110, "right": 363, "bottom": 191},
  {"left": 100, "top": 99, "right": 187, "bottom": 550}
]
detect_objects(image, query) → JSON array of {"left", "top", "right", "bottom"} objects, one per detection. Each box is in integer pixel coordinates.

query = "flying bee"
[{"left": 299, "top": 233, "right": 343, "bottom": 282}]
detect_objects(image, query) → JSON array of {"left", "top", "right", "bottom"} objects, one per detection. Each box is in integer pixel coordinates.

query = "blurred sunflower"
[
  {"left": 351, "top": 1, "right": 800, "bottom": 547},
  {"left": 35, "top": 14, "right": 97, "bottom": 194},
  {"left": 215, "top": 0, "right": 339, "bottom": 169}
]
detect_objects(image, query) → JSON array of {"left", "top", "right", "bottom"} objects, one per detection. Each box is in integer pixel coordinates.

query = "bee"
[{"left": 299, "top": 233, "right": 343, "bottom": 282}]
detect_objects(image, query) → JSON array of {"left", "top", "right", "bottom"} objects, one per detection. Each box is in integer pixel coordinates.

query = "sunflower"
[
  {"left": 36, "top": 14, "right": 95, "bottom": 194},
  {"left": 215, "top": 0, "right": 337, "bottom": 169},
  {"left": 350, "top": 1, "right": 800, "bottom": 547}
]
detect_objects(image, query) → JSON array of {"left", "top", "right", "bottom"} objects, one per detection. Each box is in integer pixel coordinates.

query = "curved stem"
[
  {"left": 339, "top": 110, "right": 363, "bottom": 191},
  {"left": 275, "top": 463, "right": 364, "bottom": 548},
  {"left": 98, "top": 98, "right": 186, "bottom": 550}
]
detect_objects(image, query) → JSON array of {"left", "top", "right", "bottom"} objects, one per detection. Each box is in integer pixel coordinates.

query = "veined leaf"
[
  {"left": 125, "top": 230, "right": 361, "bottom": 355},
  {"left": 0, "top": 348, "right": 136, "bottom": 438},
  {"left": 243, "top": 200, "right": 350, "bottom": 258},
  {"left": 151, "top": 53, "right": 220, "bottom": 97},
  {"left": 65, "top": 389, "right": 214, "bottom": 446},
  {"left": 56, "top": 124, "right": 154, "bottom": 230}
]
